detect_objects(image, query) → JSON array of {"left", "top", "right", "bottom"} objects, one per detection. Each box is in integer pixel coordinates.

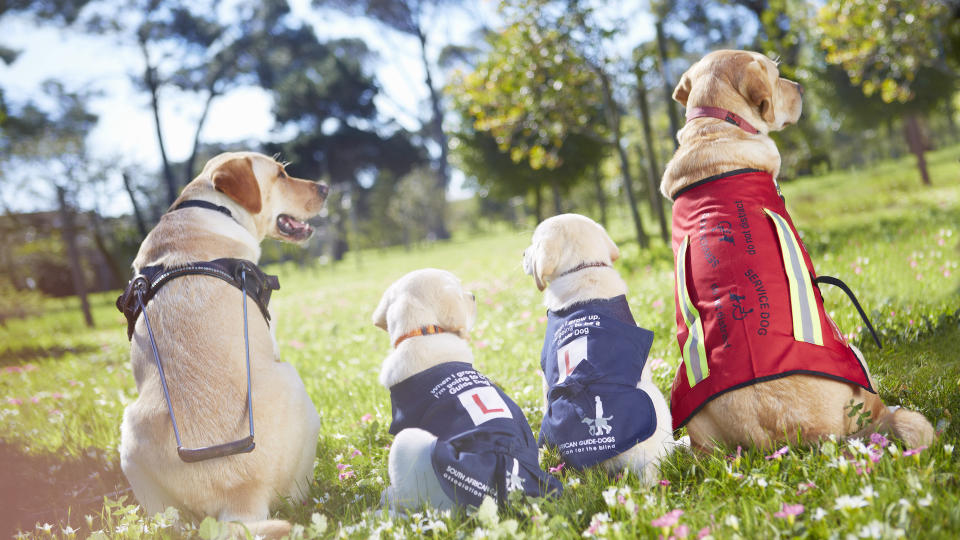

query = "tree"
[
  {"left": 819, "top": 0, "right": 959, "bottom": 185},
  {"left": 262, "top": 37, "right": 426, "bottom": 258},
  {"left": 90, "top": 0, "right": 305, "bottom": 205},
  {"left": 0, "top": 82, "right": 101, "bottom": 325},
  {"left": 450, "top": 0, "right": 651, "bottom": 246},
  {"left": 313, "top": 0, "right": 469, "bottom": 240}
]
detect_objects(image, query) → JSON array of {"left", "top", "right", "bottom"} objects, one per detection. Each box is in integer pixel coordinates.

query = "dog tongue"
[{"left": 279, "top": 215, "right": 312, "bottom": 235}]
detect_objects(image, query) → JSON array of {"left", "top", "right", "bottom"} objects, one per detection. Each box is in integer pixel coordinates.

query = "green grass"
[{"left": 1, "top": 144, "right": 959, "bottom": 538}]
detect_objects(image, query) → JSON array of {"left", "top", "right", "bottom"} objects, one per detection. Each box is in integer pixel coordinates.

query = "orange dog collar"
[{"left": 394, "top": 325, "right": 449, "bottom": 348}]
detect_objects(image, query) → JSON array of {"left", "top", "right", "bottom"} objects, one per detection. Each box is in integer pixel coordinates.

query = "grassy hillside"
[{"left": 1, "top": 144, "right": 958, "bottom": 538}]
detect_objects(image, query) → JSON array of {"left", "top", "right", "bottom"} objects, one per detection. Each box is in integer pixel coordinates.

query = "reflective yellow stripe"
[
  {"left": 764, "top": 209, "right": 823, "bottom": 346},
  {"left": 676, "top": 236, "right": 709, "bottom": 386}
]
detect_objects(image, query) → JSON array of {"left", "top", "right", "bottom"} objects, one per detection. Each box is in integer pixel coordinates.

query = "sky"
[{"left": 0, "top": 0, "right": 656, "bottom": 215}]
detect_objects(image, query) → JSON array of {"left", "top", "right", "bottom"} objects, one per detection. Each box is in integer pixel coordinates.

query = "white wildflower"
[
  {"left": 918, "top": 493, "right": 934, "bottom": 507},
  {"left": 811, "top": 507, "right": 828, "bottom": 521},
  {"left": 860, "top": 485, "right": 878, "bottom": 500},
  {"left": 834, "top": 494, "right": 869, "bottom": 510},
  {"left": 725, "top": 515, "right": 740, "bottom": 530}
]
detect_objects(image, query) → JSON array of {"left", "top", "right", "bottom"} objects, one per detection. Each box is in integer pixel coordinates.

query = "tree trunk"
[
  {"left": 596, "top": 66, "right": 648, "bottom": 248},
  {"left": 416, "top": 28, "right": 451, "bottom": 240},
  {"left": 635, "top": 74, "right": 669, "bottom": 243},
  {"left": 183, "top": 88, "right": 219, "bottom": 187},
  {"left": 656, "top": 20, "right": 680, "bottom": 150},
  {"left": 88, "top": 210, "right": 125, "bottom": 289},
  {"left": 533, "top": 185, "right": 543, "bottom": 224},
  {"left": 140, "top": 41, "right": 178, "bottom": 206},
  {"left": 122, "top": 171, "right": 149, "bottom": 239},
  {"left": 551, "top": 181, "right": 563, "bottom": 215},
  {"left": 904, "top": 114, "right": 931, "bottom": 186},
  {"left": 592, "top": 163, "right": 607, "bottom": 228},
  {"left": 57, "top": 187, "right": 94, "bottom": 328},
  {"left": 945, "top": 98, "right": 958, "bottom": 142}
]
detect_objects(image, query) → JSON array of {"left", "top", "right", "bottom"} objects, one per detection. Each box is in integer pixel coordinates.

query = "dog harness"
[
  {"left": 388, "top": 362, "right": 562, "bottom": 507},
  {"left": 668, "top": 169, "right": 876, "bottom": 430},
  {"left": 540, "top": 295, "right": 658, "bottom": 469},
  {"left": 114, "top": 200, "right": 279, "bottom": 462}
]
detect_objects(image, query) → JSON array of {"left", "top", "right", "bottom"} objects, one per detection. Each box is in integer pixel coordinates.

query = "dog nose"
[{"left": 316, "top": 182, "right": 329, "bottom": 198}]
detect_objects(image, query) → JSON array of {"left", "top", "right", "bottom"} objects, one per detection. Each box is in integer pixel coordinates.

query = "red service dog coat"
[{"left": 669, "top": 169, "right": 874, "bottom": 429}]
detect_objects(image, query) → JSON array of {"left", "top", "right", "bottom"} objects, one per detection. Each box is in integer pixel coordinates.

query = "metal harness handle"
[{"left": 135, "top": 268, "right": 257, "bottom": 463}]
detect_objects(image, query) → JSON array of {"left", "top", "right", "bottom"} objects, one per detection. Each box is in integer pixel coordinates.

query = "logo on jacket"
[
  {"left": 581, "top": 395, "right": 613, "bottom": 436},
  {"left": 505, "top": 458, "right": 525, "bottom": 492},
  {"left": 556, "top": 336, "right": 588, "bottom": 384},
  {"left": 458, "top": 386, "right": 513, "bottom": 425}
]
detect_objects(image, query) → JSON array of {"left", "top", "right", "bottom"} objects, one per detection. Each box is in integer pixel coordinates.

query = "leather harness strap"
[{"left": 117, "top": 258, "right": 279, "bottom": 340}]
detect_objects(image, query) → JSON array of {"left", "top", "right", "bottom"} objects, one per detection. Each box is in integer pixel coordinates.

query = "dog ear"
[
  {"left": 601, "top": 226, "right": 620, "bottom": 263},
  {"left": 372, "top": 288, "right": 392, "bottom": 331},
  {"left": 673, "top": 70, "right": 694, "bottom": 107},
  {"left": 530, "top": 238, "right": 560, "bottom": 292},
  {"left": 740, "top": 59, "right": 775, "bottom": 124},
  {"left": 212, "top": 157, "right": 262, "bottom": 214}
]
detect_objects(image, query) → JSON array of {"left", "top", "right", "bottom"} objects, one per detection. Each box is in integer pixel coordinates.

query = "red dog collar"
[{"left": 685, "top": 106, "right": 759, "bottom": 134}]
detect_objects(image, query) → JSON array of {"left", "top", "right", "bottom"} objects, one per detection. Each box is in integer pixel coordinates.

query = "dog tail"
[
  {"left": 227, "top": 519, "right": 292, "bottom": 539},
  {"left": 856, "top": 405, "right": 935, "bottom": 449}
]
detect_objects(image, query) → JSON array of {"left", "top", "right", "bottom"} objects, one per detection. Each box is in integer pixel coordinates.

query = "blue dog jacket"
[
  {"left": 389, "top": 362, "right": 562, "bottom": 506},
  {"left": 540, "top": 295, "right": 658, "bottom": 469}
]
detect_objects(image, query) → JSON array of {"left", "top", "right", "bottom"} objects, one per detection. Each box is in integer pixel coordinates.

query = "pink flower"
[
  {"left": 659, "top": 479, "right": 671, "bottom": 487},
  {"left": 360, "top": 413, "right": 373, "bottom": 423},
  {"left": 653, "top": 299, "right": 665, "bottom": 310},
  {"left": 548, "top": 462, "right": 565, "bottom": 473},
  {"left": 855, "top": 463, "right": 872, "bottom": 475},
  {"left": 697, "top": 527, "right": 711, "bottom": 539},
  {"left": 336, "top": 463, "right": 349, "bottom": 471},
  {"left": 796, "top": 481, "right": 817, "bottom": 495},
  {"left": 68, "top": 380, "right": 79, "bottom": 387},
  {"left": 23, "top": 364, "right": 37, "bottom": 372},
  {"left": 910, "top": 260, "right": 918, "bottom": 268},
  {"left": 351, "top": 448, "right": 362, "bottom": 458},
  {"left": 2, "top": 366, "right": 22, "bottom": 374},
  {"left": 51, "top": 393, "right": 64, "bottom": 399},
  {"left": 774, "top": 503, "right": 804, "bottom": 518},
  {"left": 6, "top": 397, "right": 22, "bottom": 405},
  {"left": 475, "top": 340, "right": 489, "bottom": 349},
  {"left": 674, "top": 524, "right": 690, "bottom": 538},
  {"left": 521, "top": 311, "right": 532, "bottom": 319},
  {"left": 30, "top": 396, "right": 41, "bottom": 404},
  {"left": 903, "top": 446, "right": 928, "bottom": 457},
  {"left": 766, "top": 445, "right": 789, "bottom": 460},
  {"left": 945, "top": 269, "right": 952, "bottom": 278},
  {"left": 338, "top": 470, "right": 354, "bottom": 480},
  {"left": 868, "top": 448, "right": 883, "bottom": 463},
  {"left": 649, "top": 357, "right": 665, "bottom": 371},
  {"left": 854, "top": 266, "right": 863, "bottom": 275},
  {"left": 49, "top": 409, "right": 61, "bottom": 415},
  {"left": 537, "top": 316, "right": 548, "bottom": 324},
  {"left": 728, "top": 445, "right": 743, "bottom": 461},
  {"left": 651, "top": 509, "right": 684, "bottom": 528},
  {"left": 288, "top": 340, "right": 304, "bottom": 350},
  {"left": 869, "top": 433, "right": 889, "bottom": 448}
]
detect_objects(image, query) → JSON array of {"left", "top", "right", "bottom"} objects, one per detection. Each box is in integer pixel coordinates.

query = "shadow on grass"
[
  {"left": 0, "top": 442, "right": 129, "bottom": 538},
  {"left": 0, "top": 344, "right": 99, "bottom": 368}
]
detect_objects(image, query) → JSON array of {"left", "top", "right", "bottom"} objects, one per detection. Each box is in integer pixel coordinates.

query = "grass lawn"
[{"left": 1, "top": 144, "right": 959, "bottom": 539}]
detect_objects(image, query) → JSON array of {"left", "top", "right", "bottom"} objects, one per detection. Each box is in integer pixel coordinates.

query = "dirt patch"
[{"left": 0, "top": 442, "right": 129, "bottom": 538}]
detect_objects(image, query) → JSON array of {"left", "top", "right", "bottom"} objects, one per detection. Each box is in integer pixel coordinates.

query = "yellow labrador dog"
[
  {"left": 118, "top": 152, "right": 326, "bottom": 537},
  {"left": 523, "top": 214, "right": 680, "bottom": 482},
  {"left": 373, "top": 269, "right": 561, "bottom": 511},
  {"left": 661, "top": 50, "right": 934, "bottom": 451}
]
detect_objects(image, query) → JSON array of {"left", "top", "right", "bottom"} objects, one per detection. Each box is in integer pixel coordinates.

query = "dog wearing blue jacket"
[
  {"left": 373, "top": 269, "right": 562, "bottom": 511},
  {"left": 524, "top": 214, "right": 683, "bottom": 482}
]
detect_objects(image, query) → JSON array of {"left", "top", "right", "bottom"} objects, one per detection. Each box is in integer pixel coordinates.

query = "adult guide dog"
[
  {"left": 373, "top": 269, "right": 562, "bottom": 511},
  {"left": 523, "top": 214, "right": 680, "bottom": 482},
  {"left": 117, "top": 152, "right": 327, "bottom": 536},
  {"left": 660, "top": 50, "right": 934, "bottom": 451}
]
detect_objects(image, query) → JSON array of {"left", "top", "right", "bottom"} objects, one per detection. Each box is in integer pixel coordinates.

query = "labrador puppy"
[
  {"left": 373, "top": 269, "right": 562, "bottom": 511},
  {"left": 660, "top": 50, "right": 934, "bottom": 451},
  {"left": 119, "top": 152, "right": 326, "bottom": 537},
  {"left": 523, "top": 214, "right": 679, "bottom": 483}
]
